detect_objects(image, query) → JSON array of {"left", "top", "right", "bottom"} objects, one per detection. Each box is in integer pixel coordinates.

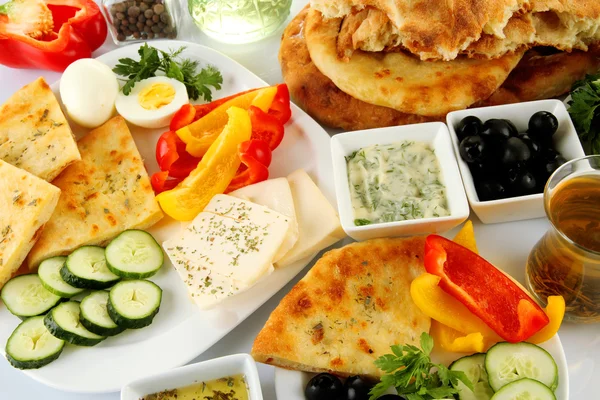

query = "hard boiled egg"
[
  {"left": 115, "top": 77, "right": 189, "bottom": 129},
  {"left": 60, "top": 59, "right": 120, "bottom": 129}
]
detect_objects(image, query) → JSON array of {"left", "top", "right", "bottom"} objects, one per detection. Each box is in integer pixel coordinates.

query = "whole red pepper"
[
  {"left": 424, "top": 235, "right": 549, "bottom": 343},
  {"left": 0, "top": 0, "right": 107, "bottom": 72}
]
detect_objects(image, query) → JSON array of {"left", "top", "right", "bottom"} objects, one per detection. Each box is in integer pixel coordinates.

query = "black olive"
[
  {"left": 528, "top": 111, "right": 559, "bottom": 139},
  {"left": 459, "top": 135, "right": 487, "bottom": 163},
  {"left": 539, "top": 154, "right": 567, "bottom": 178},
  {"left": 469, "top": 161, "right": 502, "bottom": 181},
  {"left": 518, "top": 133, "right": 542, "bottom": 158},
  {"left": 376, "top": 395, "right": 408, "bottom": 400},
  {"left": 476, "top": 180, "right": 507, "bottom": 201},
  {"left": 344, "top": 376, "right": 374, "bottom": 400},
  {"left": 305, "top": 373, "right": 344, "bottom": 400},
  {"left": 507, "top": 168, "right": 538, "bottom": 196},
  {"left": 502, "top": 119, "right": 519, "bottom": 136},
  {"left": 500, "top": 137, "right": 531, "bottom": 167},
  {"left": 455, "top": 116, "right": 483, "bottom": 141},
  {"left": 481, "top": 119, "right": 516, "bottom": 143}
]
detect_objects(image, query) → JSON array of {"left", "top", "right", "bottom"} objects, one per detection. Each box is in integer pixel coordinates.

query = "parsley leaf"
[
  {"left": 112, "top": 44, "right": 223, "bottom": 101},
  {"left": 369, "top": 333, "right": 473, "bottom": 400},
  {"left": 568, "top": 74, "right": 600, "bottom": 155}
]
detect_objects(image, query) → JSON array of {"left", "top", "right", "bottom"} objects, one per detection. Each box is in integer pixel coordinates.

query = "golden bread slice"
[
  {"left": 252, "top": 237, "right": 430, "bottom": 379},
  {"left": 304, "top": 9, "right": 524, "bottom": 117},
  {"left": 0, "top": 160, "right": 60, "bottom": 288},
  {"left": 26, "top": 116, "right": 163, "bottom": 269},
  {"left": 0, "top": 77, "right": 80, "bottom": 181}
]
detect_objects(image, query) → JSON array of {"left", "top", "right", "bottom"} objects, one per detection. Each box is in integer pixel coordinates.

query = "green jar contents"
[
  {"left": 346, "top": 141, "right": 450, "bottom": 226},
  {"left": 188, "top": 0, "right": 292, "bottom": 44}
]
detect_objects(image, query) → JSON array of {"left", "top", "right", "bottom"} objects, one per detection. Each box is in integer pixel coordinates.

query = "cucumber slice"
[
  {"left": 491, "top": 378, "right": 556, "bottom": 400},
  {"left": 80, "top": 291, "right": 125, "bottom": 337},
  {"left": 105, "top": 230, "right": 163, "bottom": 279},
  {"left": 38, "top": 257, "right": 85, "bottom": 298},
  {"left": 450, "top": 353, "right": 494, "bottom": 400},
  {"left": 0, "top": 274, "right": 62, "bottom": 319},
  {"left": 486, "top": 342, "right": 558, "bottom": 392},
  {"left": 61, "top": 246, "right": 120, "bottom": 289},
  {"left": 108, "top": 280, "right": 162, "bottom": 329},
  {"left": 44, "top": 301, "right": 106, "bottom": 346},
  {"left": 5, "top": 316, "right": 65, "bottom": 370}
]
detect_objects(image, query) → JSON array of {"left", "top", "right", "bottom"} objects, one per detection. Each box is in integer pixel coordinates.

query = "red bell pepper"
[
  {"left": 151, "top": 171, "right": 182, "bottom": 194},
  {"left": 424, "top": 235, "right": 549, "bottom": 343},
  {"left": 225, "top": 140, "right": 271, "bottom": 193},
  {"left": 170, "top": 104, "right": 196, "bottom": 132},
  {"left": 268, "top": 84, "right": 292, "bottom": 125},
  {"left": 0, "top": 0, "right": 106, "bottom": 72},
  {"left": 249, "top": 106, "right": 285, "bottom": 150},
  {"left": 155, "top": 130, "right": 201, "bottom": 179}
]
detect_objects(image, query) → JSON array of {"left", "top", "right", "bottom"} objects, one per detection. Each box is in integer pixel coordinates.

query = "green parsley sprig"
[
  {"left": 369, "top": 333, "right": 473, "bottom": 400},
  {"left": 112, "top": 44, "right": 223, "bottom": 102},
  {"left": 568, "top": 73, "right": 600, "bottom": 155}
]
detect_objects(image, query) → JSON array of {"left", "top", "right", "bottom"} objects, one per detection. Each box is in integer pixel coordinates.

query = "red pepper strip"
[
  {"left": 424, "top": 235, "right": 549, "bottom": 343},
  {"left": 155, "top": 130, "right": 201, "bottom": 178},
  {"left": 151, "top": 171, "right": 182, "bottom": 194},
  {"left": 268, "top": 84, "right": 292, "bottom": 125},
  {"left": 225, "top": 140, "right": 271, "bottom": 193},
  {"left": 249, "top": 106, "right": 285, "bottom": 150},
  {"left": 193, "top": 88, "right": 259, "bottom": 121},
  {"left": 170, "top": 104, "right": 197, "bottom": 131},
  {"left": 0, "top": 0, "right": 106, "bottom": 71}
]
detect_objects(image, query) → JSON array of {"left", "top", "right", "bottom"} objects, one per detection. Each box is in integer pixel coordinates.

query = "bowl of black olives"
[
  {"left": 304, "top": 373, "right": 403, "bottom": 400},
  {"left": 447, "top": 100, "right": 585, "bottom": 224}
]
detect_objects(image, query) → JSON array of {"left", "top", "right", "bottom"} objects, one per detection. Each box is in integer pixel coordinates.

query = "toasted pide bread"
[
  {"left": 26, "top": 116, "right": 163, "bottom": 269},
  {"left": 0, "top": 160, "right": 60, "bottom": 288},
  {"left": 0, "top": 77, "right": 80, "bottom": 181},
  {"left": 251, "top": 237, "right": 431, "bottom": 379}
]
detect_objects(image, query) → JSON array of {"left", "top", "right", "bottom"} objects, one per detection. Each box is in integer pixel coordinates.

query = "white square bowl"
[
  {"left": 447, "top": 100, "right": 586, "bottom": 224},
  {"left": 331, "top": 122, "right": 470, "bottom": 241},
  {"left": 121, "top": 354, "right": 263, "bottom": 400}
]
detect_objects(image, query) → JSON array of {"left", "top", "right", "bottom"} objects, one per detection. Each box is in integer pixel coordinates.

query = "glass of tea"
[{"left": 526, "top": 155, "right": 600, "bottom": 323}]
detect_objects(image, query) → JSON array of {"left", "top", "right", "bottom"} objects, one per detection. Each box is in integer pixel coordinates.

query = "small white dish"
[
  {"left": 331, "top": 122, "right": 469, "bottom": 241},
  {"left": 121, "top": 353, "right": 262, "bottom": 400},
  {"left": 447, "top": 100, "right": 586, "bottom": 224}
]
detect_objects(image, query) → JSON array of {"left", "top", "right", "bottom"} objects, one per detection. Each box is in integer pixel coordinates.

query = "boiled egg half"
[{"left": 116, "top": 76, "right": 188, "bottom": 129}]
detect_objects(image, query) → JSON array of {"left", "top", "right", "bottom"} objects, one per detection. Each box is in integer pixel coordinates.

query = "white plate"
[
  {"left": 0, "top": 41, "right": 336, "bottom": 393},
  {"left": 274, "top": 216, "right": 570, "bottom": 400}
]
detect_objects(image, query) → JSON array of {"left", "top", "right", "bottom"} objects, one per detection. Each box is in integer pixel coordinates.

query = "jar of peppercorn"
[{"left": 101, "top": 0, "right": 179, "bottom": 44}]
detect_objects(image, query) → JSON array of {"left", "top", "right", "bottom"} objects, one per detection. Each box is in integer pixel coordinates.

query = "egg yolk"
[{"left": 138, "top": 83, "right": 176, "bottom": 110}]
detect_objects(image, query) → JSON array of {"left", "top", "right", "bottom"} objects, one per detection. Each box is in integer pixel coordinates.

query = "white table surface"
[{"left": 0, "top": 1, "right": 598, "bottom": 399}]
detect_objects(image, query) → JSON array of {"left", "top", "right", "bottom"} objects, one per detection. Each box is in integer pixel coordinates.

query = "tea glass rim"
[{"left": 544, "top": 154, "right": 600, "bottom": 257}]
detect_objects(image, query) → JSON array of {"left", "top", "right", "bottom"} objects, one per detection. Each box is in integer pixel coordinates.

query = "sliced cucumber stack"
[
  {"left": 491, "top": 378, "right": 556, "bottom": 400},
  {"left": 61, "top": 246, "right": 120, "bottom": 289},
  {"left": 38, "top": 257, "right": 85, "bottom": 298},
  {"left": 105, "top": 230, "right": 163, "bottom": 279},
  {"left": 80, "top": 291, "right": 125, "bottom": 337},
  {"left": 486, "top": 342, "right": 558, "bottom": 392},
  {"left": 6, "top": 316, "right": 65, "bottom": 370},
  {"left": 450, "top": 353, "right": 494, "bottom": 400},
  {"left": 44, "top": 301, "right": 106, "bottom": 346},
  {"left": 1, "top": 274, "right": 62, "bottom": 319},
  {"left": 108, "top": 280, "right": 162, "bottom": 329}
]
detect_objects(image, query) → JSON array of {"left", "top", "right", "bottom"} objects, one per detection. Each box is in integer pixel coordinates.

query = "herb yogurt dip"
[{"left": 346, "top": 141, "right": 450, "bottom": 226}]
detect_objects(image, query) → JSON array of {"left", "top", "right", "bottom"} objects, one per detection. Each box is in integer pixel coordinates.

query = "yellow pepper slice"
[
  {"left": 528, "top": 296, "right": 565, "bottom": 344},
  {"left": 430, "top": 320, "right": 487, "bottom": 353},
  {"left": 453, "top": 220, "right": 478, "bottom": 253},
  {"left": 177, "top": 86, "right": 277, "bottom": 157},
  {"left": 156, "top": 107, "right": 252, "bottom": 221}
]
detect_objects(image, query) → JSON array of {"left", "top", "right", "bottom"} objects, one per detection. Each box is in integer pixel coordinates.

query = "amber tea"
[{"left": 527, "top": 172, "right": 600, "bottom": 322}]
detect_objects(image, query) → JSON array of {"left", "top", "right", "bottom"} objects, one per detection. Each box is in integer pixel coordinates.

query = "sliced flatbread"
[
  {"left": 0, "top": 77, "right": 80, "bottom": 181},
  {"left": 26, "top": 116, "right": 163, "bottom": 269},
  {"left": 0, "top": 160, "right": 60, "bottom": 289},
  {"left": 304, "top": 9, "right": 524, "bottom": 117},
  {"left": 252, "top": 237, "right": 431, "bottom": 378}
]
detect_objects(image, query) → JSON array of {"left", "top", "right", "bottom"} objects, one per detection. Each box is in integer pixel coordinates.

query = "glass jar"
[
  {"left": 526, "top": 155, "right": 600, "bottom": 323},
  {"left": 101, "top": 0, "right": 180, "bottom": 45},
  {"left": 188, "top": 0, "right": 292, "bottom": 44}
]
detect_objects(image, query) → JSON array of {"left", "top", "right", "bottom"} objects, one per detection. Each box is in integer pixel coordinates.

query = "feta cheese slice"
[
  {"left": 276, "top": 170, "right": 346, "bottom": 268},
  {"left": 229, "top": 178, "right": 299, "bottom": 263}
]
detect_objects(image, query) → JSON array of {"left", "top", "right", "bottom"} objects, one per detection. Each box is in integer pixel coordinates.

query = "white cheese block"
[
  {"left": 229, "top": 178, "right": 299, "bottom": 264},
  {"left": 275, "top": 170, "right": 346, "bottom": 268}
]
